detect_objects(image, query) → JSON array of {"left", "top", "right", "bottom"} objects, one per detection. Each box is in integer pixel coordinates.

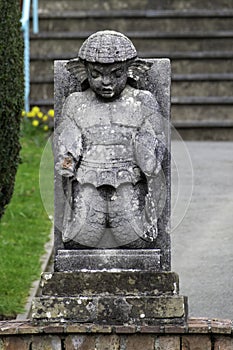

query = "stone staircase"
[{"left": 30, "top": 0, "right": 233, "bottom": 139}]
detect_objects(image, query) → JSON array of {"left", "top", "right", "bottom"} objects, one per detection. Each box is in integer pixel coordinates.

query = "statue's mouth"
[{"left": 101, "top": 88, "right": 114, "bottom": 97}]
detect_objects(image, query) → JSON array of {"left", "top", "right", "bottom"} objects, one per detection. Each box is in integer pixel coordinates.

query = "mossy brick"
[
  {"left": 214, "top": 336, "right": 233, "bottom": 349},
  {"left": 96, "top": 335, "right": 120, "bottom": 350},
  {"left": 31, "top": 335, "right": 62, "bottom": 350},
  {"left": 155, "top": 336, "right": 180, "bottom": 350},
  {"left": 211, "top": 319, "right": 232, "bottom": 334},
  {"left": 125, "top": 335, "right": 155, "bottom": 350},
  {"left": 2, "top": 337, "right": 30, "bottom": 350},
  {"left": 182, "top": 335, "right": 211, "bottom": 350},
  {"left": 65, "top": 335, "right": 96, "bottom": 350}
]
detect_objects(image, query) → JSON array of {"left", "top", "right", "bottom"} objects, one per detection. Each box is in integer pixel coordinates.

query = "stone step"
[
  {"left": 30, "top": 58, "right": 233, "bottom": 79},
  {"left": 172, "top": 80, "right": 233, "bottom": 97},
  {"left": 30, "top": 1, "right": 233, "bottom": 139},
  {"left": 30, "top": 75, "right": 233, "bottom": 100},
  {"left": 30, "top": 32, "right": 233, "bottom": 56},
  {"left": 38, "top": 0, "right": 233, "bottom": 12},
  {"left": 30, "top": 74, "right": 233, "bottom": 100},
  {"left": 30, "top": 98, "right": 233, "bottom": 123},
  {"left": 37, "top": 14, "right": 233, "bottom": 33}
]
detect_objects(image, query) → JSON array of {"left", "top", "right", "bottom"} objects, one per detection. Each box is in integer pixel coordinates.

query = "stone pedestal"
[{"left": 32, "top": 269, "right": 187, "bottom": 325}]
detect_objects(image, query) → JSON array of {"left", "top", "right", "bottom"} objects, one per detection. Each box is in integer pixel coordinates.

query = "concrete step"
[
  {"left": 172, "top": 77, "right": 233, "bottom": 97},
  {"left": 30, "top": 97, "right": 233, "bottom": 123},
  {"left": 30, "top": 32, "right": 233, "bottom": 56},
  {"left": 30, "top": 58, "right": 233, "bottom": 79},
  {"left": 37, "top": 14, "right": 233, "bottom": 33},
  {"left": 30, "top": 1, "right": 233, "bottom": 140},
  {"left": 30, "top": 75, "right": 233, "bottom": 100},
  {"left": 38, "top": 0, "right": 233, "bottom": 12},
  {"left": 31, "top": 36, "right": 232, "bottom": 56},
  {"left": 171, "top": 100, "right": 233, "bottom": 122},
  {"left": 172, "top": 59, "right": 233, "bottom": 74}
]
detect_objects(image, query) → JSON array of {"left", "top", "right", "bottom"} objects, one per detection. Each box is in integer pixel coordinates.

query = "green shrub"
[{"left": 0, "top": 1, "right": 24, "bottom": 218}]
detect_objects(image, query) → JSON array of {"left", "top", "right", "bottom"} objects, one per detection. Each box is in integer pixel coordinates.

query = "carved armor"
[
  {"left": 55, "top": 30, "right": 167, "bottom": 248},
  {"left": 56, "top": 86, "right": 166, "bottom": 248}
]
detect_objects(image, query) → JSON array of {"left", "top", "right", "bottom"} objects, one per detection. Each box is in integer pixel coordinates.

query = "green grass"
[{"left": 0, "top": 122, "right": 53, "bottom": 318}]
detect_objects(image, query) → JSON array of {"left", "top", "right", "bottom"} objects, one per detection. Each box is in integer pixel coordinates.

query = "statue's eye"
[
  {"left": 91, "top": 70, "right": 100, "bottom": 79},
  {"left": 114, "top": 69, "right": 123, "bottom": 78}
]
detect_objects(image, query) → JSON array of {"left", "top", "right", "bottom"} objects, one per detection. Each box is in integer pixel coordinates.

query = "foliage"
[
  {"left": 0, "top": 0, "right": 24, "bottom": 218},
  {"left": 22, "top": 107, "right": 54, "bottom": 133},
  {"left": 0, "top": 130, "right": 52, "bottom": 318}
]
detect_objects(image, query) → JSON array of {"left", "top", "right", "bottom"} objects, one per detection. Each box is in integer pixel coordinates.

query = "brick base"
[{"left": 0, "top": 318, "right": 232, "bottom": 349}]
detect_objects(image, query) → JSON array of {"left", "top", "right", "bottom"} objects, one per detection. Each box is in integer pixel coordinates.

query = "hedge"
[{"left": 0, "top": 1, "right": 24, "bottom": 218}]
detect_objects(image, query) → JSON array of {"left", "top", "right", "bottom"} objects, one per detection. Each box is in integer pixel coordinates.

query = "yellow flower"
[
  {"left": 43, "top": 115, "right": 48, "bottom": 121},
  {"left": 32, "top": 120, "right": 39, "bottom": 127},
  {"left": 27, "top": 111, "right": 36, "bottom": 118},
  {"left": 38, "top": 112, "right": 43, "bottom": 119},
  {"left": 48, "top": 109, "right": 54, "bottom": 117},
  {"left": 43, "top": 125, "right": 49, "bottom": 131},
  {"left": 32, "top": 106, "right": 40, "bottom": 114},
  {"left": 21, "top": 110, "right": 26, "bottom": 117}
]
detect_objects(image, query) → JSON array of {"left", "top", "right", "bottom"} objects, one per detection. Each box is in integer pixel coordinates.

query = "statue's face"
[{"left": 86, "top": 62, "right": 128, "bottom": 99}]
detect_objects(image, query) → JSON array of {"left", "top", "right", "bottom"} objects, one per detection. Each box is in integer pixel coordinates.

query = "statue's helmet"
[{"left": 78, "top": 30, "right": 137, "bottom": 63}]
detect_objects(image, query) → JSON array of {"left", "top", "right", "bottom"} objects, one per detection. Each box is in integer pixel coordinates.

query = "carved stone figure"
[{"left": 55, "top": 30, "right": 167, "bottom": 249}]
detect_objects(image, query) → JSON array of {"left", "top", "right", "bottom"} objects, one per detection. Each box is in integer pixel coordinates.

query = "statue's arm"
[
  {"left": 54, "top": 95, "right": 82, "bottom": 177},
  {"left": 134, "top": 92, "right": 166, "bottom": 176}
]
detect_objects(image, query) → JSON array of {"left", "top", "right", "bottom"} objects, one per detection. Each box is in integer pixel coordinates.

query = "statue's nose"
[{"left": 102, "top": 75, "right": 111, "bottom": 86}]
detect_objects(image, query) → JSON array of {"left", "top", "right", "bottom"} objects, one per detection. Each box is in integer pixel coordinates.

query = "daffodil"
[
  {"left": 27, "top": 111, "right": 36, "bottom": 118},
  {"left": 38, "top": 112, "right": 43, "bottom": 119},
  {"left": 43, "top": 125, "right": 49, "bottom": 131},
  {"left": 48, "top": 109, "right": 54, "bottom": 117},
  {"left": 43, "top": 115, "right": 48, "bottom": 121},
  {"left": 32, "top": 106, "right": 40, "bottom": 114},
  {"left": 32, "top": 120, "right": 39, "bottom": 127},
  {"left": 21, "top": 110, "right": 26, "bottom": 117}
]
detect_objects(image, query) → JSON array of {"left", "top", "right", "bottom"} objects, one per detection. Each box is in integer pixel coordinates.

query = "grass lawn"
[{"left": 0, "top": 122, "right": 53, "bottom": 318}]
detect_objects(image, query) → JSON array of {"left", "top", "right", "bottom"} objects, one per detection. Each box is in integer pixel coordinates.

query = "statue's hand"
[
  {"left": 60, "top": 156, "right": 75, "bottom": 177},
  {"left": 143, "top": 223, "right": 158, "bottom": 242}
]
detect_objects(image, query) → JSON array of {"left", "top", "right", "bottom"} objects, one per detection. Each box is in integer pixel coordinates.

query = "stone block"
[
  {"left": 65, "top": 335, "right": 96, "bottom": 350},
  {"left": 125, "top": 335, "right": 155, "bottom": 350},
  {"left": 188, "top": 318, "right": 209, "bottom": 333},
  {"left": 211, "top": 319, "right": 232, "bottom": 334},
  {"left": 41, "top": 271, "right": 179, "bottom": 296},
  {"left": 32, "top": 295, "right": 187, "bottom": 325},
  {"left": 96, "top": 335, "right": 120, "bottom": 350},
  {"left": 214, "top": 336, "right": 233, "bottom": 349},
  {"left": 155, "top": 336, "right": 180, "bottom": 350},
  {"left": 3, "top": 337, "right": 30, "bottom": 350},
  {"left": 55, "top": 249, "right": 161, "bottom": 272},
  {"left": 31, "top": 335, "right": 62, "bottom": 350},
  {"left": 182, "top": 335, "right": 211, "bottom": 350}
]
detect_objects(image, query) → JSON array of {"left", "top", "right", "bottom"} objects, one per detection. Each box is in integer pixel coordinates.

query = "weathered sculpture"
[
  {"left": 32, "top": 31, "right": 187, "bottom": 325},
  {"left": 55, "top": 31, "right": 167, "bottom": 249}
]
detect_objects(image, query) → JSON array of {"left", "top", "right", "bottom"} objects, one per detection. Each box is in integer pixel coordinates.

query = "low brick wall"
[{"left": 0, "top": 318, "right": 233, "bottom": 349}]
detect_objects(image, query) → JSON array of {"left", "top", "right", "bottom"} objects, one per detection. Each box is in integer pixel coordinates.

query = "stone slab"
[
  {"left": 54, "top": 249, "right": 161, "bottom": 272},
  {"left": 32, "top": 296, "right": 187, "bottom": 325},
  {"left": 40, "top": 271, "right": 179, "bottom": 296}
]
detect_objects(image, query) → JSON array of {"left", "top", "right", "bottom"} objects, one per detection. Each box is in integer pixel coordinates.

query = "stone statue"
[
  {"left": 33, "top": 31, "right": 187, "bottom": 326},
  {"left": 55, "top": 30, "right": 167, "bottom": 249}
]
